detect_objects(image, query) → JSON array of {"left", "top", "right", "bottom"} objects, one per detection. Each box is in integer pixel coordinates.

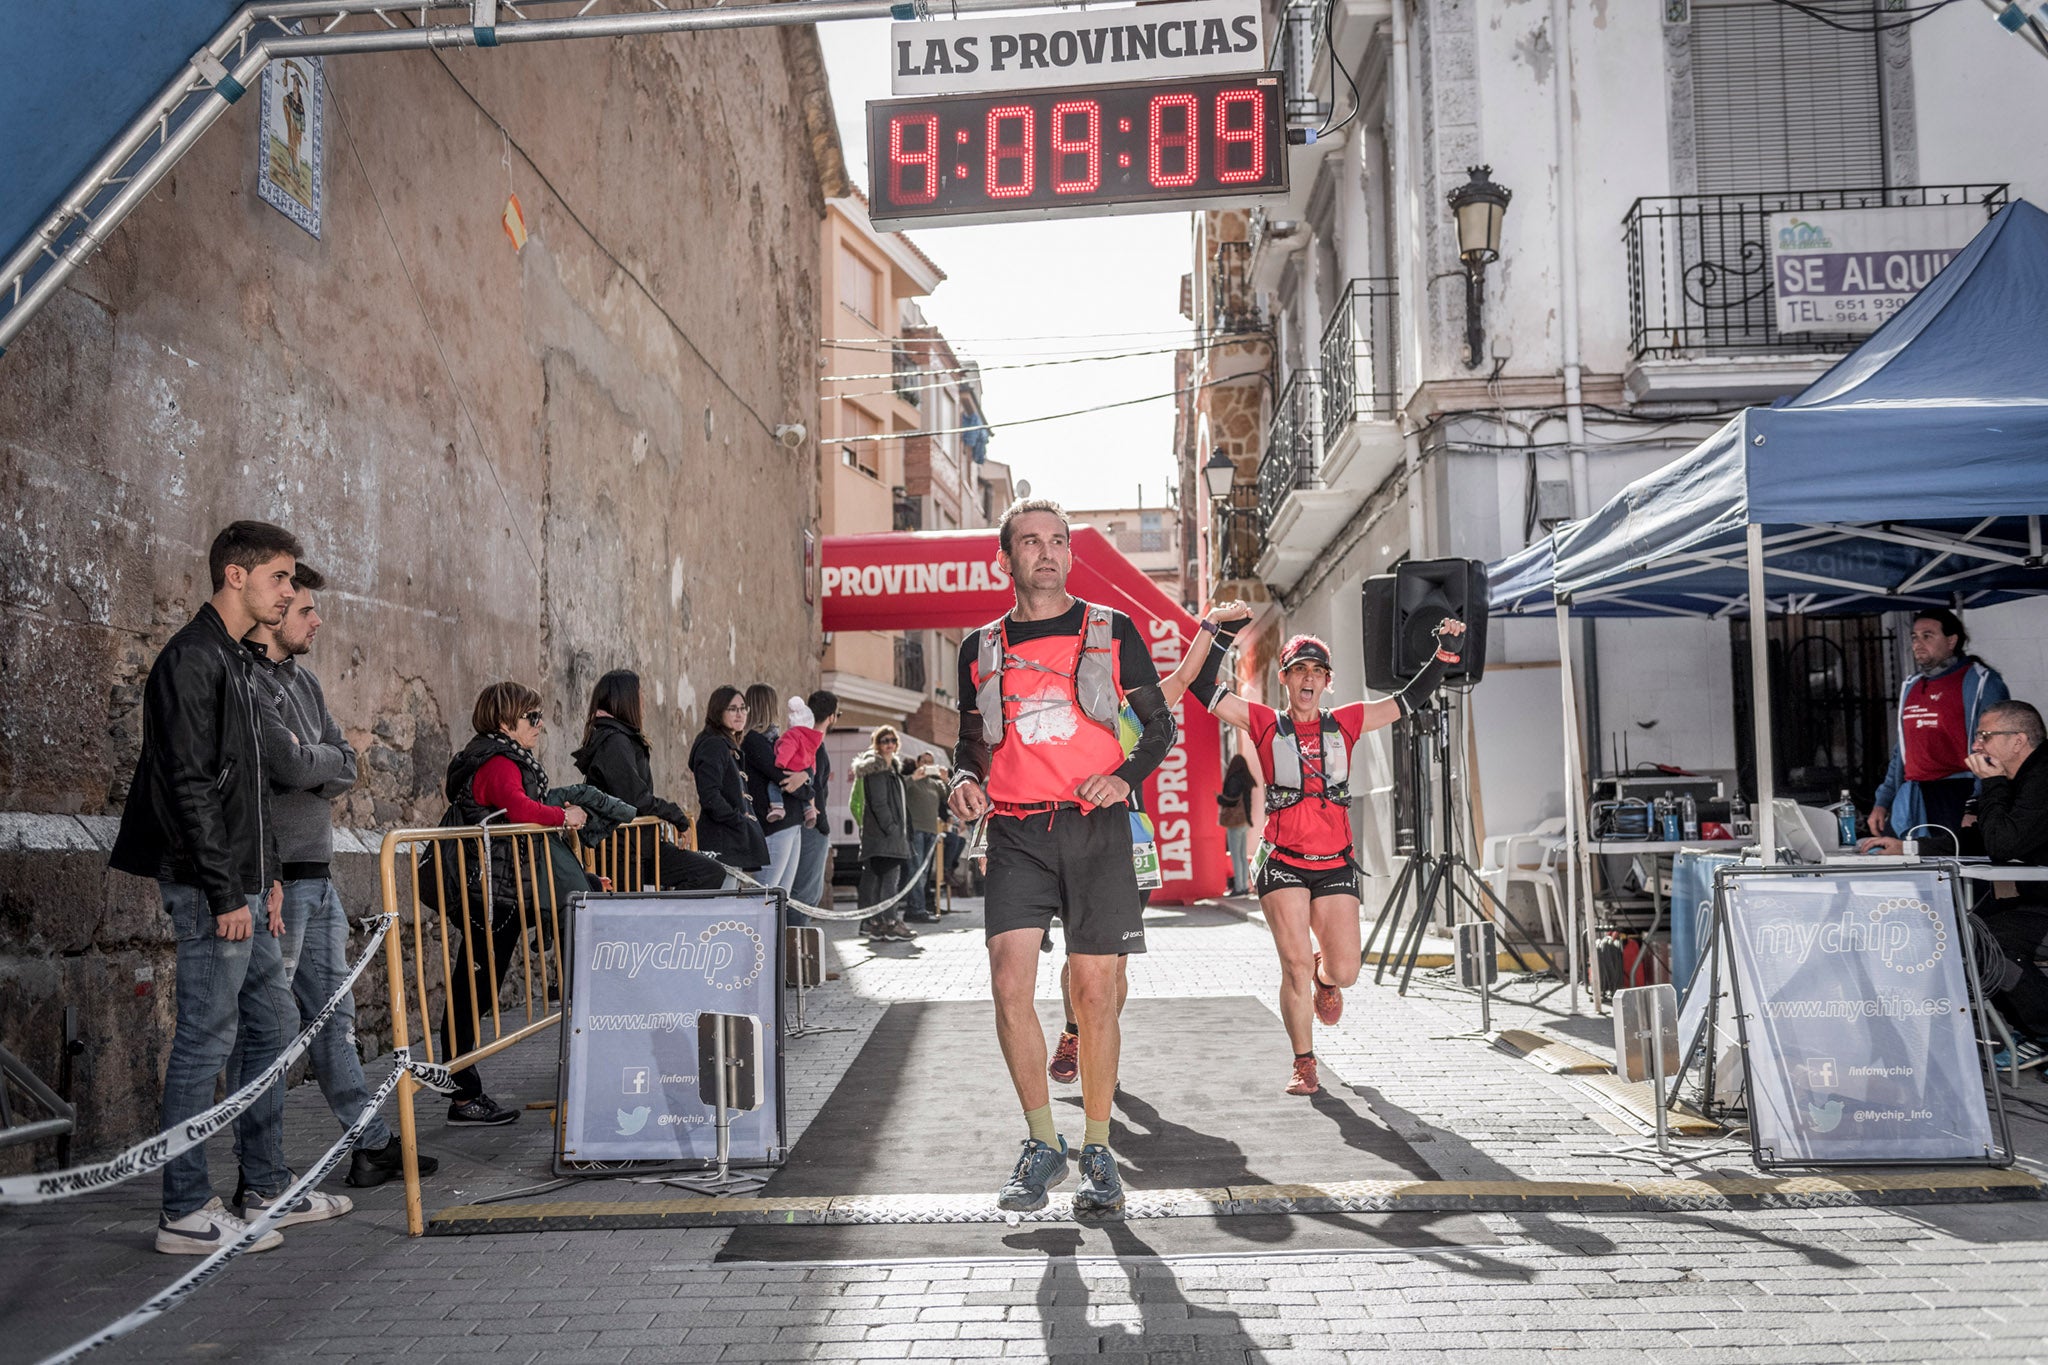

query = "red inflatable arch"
[{"left": 822, "top": 527, "right": 1227, "bottom": 905}]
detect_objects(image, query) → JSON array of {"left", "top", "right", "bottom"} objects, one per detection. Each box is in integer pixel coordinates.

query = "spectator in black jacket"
[
  {"left": 790, "top": 689, "right": 840, "bottom": 918},
  {"left": 111, "top": 520, "right": 352, "bottom": 1254},
  {"left": 1863, "top": 700, "right": 2048, "bottom": 1041},
  {"left": 572, "top": 670, "right": 724, "bottom": 891},
  {"left": 741, "top": 682, "right": 809, "bottom": 897},
  {"left": 691, "top": 685, "right": 768, "bottom": 872},
  {"left": 852, "top": 726, "right": 915, "bottom": 942}
]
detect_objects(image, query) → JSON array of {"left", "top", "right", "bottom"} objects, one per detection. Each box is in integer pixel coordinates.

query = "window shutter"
[{"left": 1690, "top": 0, "right": 1884, "bottom": 194}]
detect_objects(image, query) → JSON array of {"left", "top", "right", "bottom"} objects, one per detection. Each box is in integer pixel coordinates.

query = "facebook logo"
[
  {"left": 622, "top": 1067, "right": 651, "bottom": 1096},
  {"left": 1810, "top": 1057, "right": 1838, "bottom": 1088}
]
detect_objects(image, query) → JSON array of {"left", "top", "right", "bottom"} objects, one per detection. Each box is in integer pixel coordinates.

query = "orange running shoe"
[
  {"left": 1048, "top": 1030, "right": 1080, "bottom": 1084},
  {"left": 1312, "top": 952, "right": 1343, "bottom": 1026},
  {"left": 1286, "top": 1054, "right": 1320, "bottom": 1096}
]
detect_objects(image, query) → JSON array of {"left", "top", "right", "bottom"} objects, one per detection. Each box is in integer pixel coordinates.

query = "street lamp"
[
  {"left": 1446, "top": 165, "right": 1511, "bottom": 370},
  {"left": 1202, "top": 449, "right": 1237, "bottom": 502}
]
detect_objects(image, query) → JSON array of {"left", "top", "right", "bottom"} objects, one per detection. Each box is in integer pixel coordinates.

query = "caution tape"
[
  {"left": 0, "top": 912, "right": 398, "bottom": 1206},
  {"left": 721, "top": 835, "right": 941, "bottom": 922},
  {"left": 32, "top": 1050, "right": 454, "bottom": 1365}
]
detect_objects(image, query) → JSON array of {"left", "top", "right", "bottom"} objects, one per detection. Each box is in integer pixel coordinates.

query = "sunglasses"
[{"left": 521, "top": 710, "right": 544, "bottom": 726}]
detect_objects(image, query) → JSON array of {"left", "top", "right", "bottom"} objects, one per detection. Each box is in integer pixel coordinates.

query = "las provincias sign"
[{"left": 889, "top": 0, "right": 1264, "bottom": 97}]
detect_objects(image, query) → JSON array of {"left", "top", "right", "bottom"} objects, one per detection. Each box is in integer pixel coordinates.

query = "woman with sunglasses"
[
  {"left": 1162, "top": 602, "right": 1465, "bottom": 1096},
  {"left": 439, "top": 682, "right": 593, "bottom": 1127},
  {"left": 690, "top": 685, "right": 770, "bottom": 875}
]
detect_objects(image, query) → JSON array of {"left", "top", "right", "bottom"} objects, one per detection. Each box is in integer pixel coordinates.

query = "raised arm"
[
  {"left": 1354, "top": 618, "right": 1469, "bottom": 733},
  {"left": 1165, "top": 599, "right": 1254, "bottom": 732}
]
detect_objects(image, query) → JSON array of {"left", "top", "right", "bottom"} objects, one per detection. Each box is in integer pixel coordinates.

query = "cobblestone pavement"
[{"left": 6, "top": 893, "right": 2048, "bottom": 1364}]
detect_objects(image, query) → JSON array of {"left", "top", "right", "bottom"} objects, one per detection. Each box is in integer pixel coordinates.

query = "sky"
[{"left": 818, "top": 18, "right": 1191, "bottom": 512}]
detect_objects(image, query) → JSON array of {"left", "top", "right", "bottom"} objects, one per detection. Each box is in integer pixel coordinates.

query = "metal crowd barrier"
[{"left": 377, "top": 814, "right": 681, "bottom": 1235}]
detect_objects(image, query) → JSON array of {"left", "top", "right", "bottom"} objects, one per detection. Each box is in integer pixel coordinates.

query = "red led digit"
[
  {"left": 888, "top": 113, "right": 940, "bottom": 205},
  {"left": 985, "top": 104, "right": 1035, "bottom": 199},
  {"left": 1214, "top": 89, "right": 1266, "bottom": 184},
  {"left": 1050, "top": 100, "right": 1101, "bottom": 195},
  {"left": 1148, "top": 93, "right": 1198, "bottom": 188}
]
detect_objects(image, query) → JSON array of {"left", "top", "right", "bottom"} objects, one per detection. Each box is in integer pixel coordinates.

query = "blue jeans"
[
  {"left": 905, "top": 830, "right": 937, "bottom": 917},
  {"left": 791, "top": 823, "right": 830, "bottom": 923},
  {"left": 279, "top": 878, "right": 392, "bottom": 1150},
  {"left": 160, "top": 884, "right": 293, "bottom": 1217}
]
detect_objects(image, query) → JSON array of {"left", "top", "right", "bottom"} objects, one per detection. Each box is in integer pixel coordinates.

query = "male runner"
[
  {"left": 950, "top": 499, "right": 1177, "bottom": 1215},
  {"left": 1163, "top": 602, "right": 1464, "bottom": 1095}
]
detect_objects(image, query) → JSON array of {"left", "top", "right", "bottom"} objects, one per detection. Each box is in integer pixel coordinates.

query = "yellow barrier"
[{"left": 377, "top": 814, "right": 682, "bottom": 1235}]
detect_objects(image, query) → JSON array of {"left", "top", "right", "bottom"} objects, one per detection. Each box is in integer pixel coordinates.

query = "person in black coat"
[
  {"left": 690, "top": 684, "right": 768, "bottom": 872},
  {"left": 572, "top": 670, "right": 725, "bottom": 891}
]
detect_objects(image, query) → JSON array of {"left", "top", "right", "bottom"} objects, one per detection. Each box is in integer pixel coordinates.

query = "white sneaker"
[
  {"left": 239, "top": 1186, "right": 353, "bottom": 1227},
  {"left": 156, "top": 1197, "right": 284, "bottom": 1255}
]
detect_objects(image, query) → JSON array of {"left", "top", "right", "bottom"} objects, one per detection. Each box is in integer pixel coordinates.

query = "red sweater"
[{"left": 471, "top": 754, "right": 565, "bottom": 827}]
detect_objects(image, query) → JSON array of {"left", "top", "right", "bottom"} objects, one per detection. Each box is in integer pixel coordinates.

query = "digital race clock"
[{"left": 865, "top": 71, "right": 1288, "bottom": 230}]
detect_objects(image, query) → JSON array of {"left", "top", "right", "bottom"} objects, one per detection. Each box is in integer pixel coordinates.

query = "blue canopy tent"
[{"left": 1489, "top": 200, "right": 2048, "bottom": 999}]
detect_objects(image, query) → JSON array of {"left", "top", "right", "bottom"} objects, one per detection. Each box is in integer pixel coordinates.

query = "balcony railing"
[
  {"left": 1212, "top": 482, "right": 1261, "bottom": 585},
  {"left": 1209, "top": 240, "right": 1263, "bottom": 334},
  {"left": 894, "top": 636, "right": 927, "bottom": 695},
  {"left": 1623, "top": 184, "right": 2007, "bottom": 360},
  {"left": 1257, "top": 370, "right": 1322, "bottom": 538},
  {"left": 893, "top": 488, "right": 922, "bottom": 533},
  {"left": 1319, "top": 277, "right": 1399, "bottom": 433},
  {"left": 892, "top": 345, "right": 922, "bottom": 407},
  {"left": 1277, "top": 3, "right": 1327, "bottom": 126}
]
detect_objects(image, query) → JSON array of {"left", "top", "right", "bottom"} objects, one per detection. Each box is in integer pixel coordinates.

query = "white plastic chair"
[{"left": 1480, "top": 817, "right": 1566, "bottom": 942}]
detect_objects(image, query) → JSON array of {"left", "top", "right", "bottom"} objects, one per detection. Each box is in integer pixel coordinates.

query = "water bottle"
[
  {"left": 1836, "top": 789, "right": 1857, "bottom": 848},
  {"left": 1729, "top": 793, "right": 1752, "bottom": 840},
  {"left": 1661, "top": 790, "right": 1681, "bottom": 842},
  {"left": 1680, "top": 792, "right": 1699, "bottom": 841}
]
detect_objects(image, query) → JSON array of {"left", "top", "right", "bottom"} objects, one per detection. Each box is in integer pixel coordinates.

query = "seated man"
[{"left": 1861, "top": 700, "right": 2048, "bottom": 1042}]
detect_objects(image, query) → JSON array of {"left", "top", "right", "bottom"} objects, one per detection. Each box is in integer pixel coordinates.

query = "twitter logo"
[{"left": 616, "top": 1106, "right": 651, "bottom": 1136}]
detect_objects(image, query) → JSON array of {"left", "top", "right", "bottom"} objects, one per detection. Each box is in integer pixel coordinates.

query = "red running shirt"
[
  {"left": 1900, "top": 669, "right": 1969, "bottom": 782},
  {"left": 1247, "top": 701, "right": 1367, "bottom": 867}
]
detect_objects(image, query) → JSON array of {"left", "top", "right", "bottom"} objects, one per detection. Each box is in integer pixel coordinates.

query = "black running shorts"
[
  {"left": 1255, "top": 850, "right": 1360, "bottom": 901},
  {"left": 983, "top": 805, "right": 1146, "bottom": 955}
]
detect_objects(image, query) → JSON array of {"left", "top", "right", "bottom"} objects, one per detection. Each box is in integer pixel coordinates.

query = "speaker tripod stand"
[{"left": 1362, "top": 700, "right": 1553, "bottom": 998}]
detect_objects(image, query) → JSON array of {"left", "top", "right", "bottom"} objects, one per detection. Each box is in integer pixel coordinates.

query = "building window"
[
  {"left": 1689, "top": 0, "right": 1884, "bottom": 193},
  {"left": 840, "top": 402, "right": 880, "bottom": 479},
  {"left": 839, "top": 245, "right": 881, "bottom": 326}
]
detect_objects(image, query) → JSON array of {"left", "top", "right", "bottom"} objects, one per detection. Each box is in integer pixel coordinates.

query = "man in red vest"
[{"left": 949, "top": 500, "right": 1177, "bottom": 1217}]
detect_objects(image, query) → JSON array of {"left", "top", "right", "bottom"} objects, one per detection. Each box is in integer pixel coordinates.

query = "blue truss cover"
[
  {"left": 1493, "top": 201, "right": 2048, "bottom": 619},
  {"left": 1, "top": 2, "right": 239, "bottom": 299}
]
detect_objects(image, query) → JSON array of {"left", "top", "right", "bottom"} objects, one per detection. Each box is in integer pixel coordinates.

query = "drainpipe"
[
  {"left": 1550, "top": 0, "right": 1588, "bottom": 519},
  {"left": 1390, "top": 0, "right": 1426, "bottom": 557}
]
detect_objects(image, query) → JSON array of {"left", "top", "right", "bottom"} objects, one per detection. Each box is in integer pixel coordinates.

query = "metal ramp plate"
[
  {"left": 427, "top": 1169, "right": 2042, "bottom": 1233},
  {"left": 1493, "top": 1028, "right": 1613, "bottom": 1074}
]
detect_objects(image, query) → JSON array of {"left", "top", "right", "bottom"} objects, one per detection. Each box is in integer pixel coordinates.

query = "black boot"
[{"left": 347, "top": 1136, "right": 440, "bottom": 1187}]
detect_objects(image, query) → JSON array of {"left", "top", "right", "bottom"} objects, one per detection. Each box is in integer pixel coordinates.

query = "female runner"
[{"left": 1164, "top": 601, "right": 1465, "bottom": 1095}]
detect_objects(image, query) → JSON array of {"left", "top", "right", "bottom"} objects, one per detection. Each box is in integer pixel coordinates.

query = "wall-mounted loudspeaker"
[{"left": 1361, "top": 558, "right": 1489, "bottom": 692}]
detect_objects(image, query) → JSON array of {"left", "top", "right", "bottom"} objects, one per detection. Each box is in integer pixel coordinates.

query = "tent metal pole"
[
  {"left": 1747, "top": 523, "right": 1778, "bottom": 862},
  {"left": 1556, "top": 603, "right": 1582, "bottom": 1011}
]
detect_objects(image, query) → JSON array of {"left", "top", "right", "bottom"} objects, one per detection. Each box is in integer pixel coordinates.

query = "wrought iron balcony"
[
  {"left": 1318, "top": 277, "right": 1399, "bottom": 435},
  {"left": 1211, "top": 482, "right": 1261, "bottom": 585},
  {"left": 1623, "top": 184, "right": 2007, "bottom": 360},
  {"left": 1257, "top": 370, "right": 1323, "bottom": 540},
  {"left": 894, "top": 636, "right": 927, "bottom": 695},
  {"left": 1278, "top": 3, "right": 1327, "bottom": 126},
  {"left": 1209, "top": 240, "right": 1263, "bottom": 334},
  {"left": 892, "top": 345, "right": 922, "bottom": 407}
]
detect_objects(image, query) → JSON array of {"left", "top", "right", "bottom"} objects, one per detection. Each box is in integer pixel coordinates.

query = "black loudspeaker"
[{"left": 1361, "top": 557, "right": 1489, "bottom": 691}]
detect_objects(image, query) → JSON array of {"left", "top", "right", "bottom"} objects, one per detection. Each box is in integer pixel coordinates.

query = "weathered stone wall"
[{"left": 0, "top": 27, "right": 839, "bottom": 1169}]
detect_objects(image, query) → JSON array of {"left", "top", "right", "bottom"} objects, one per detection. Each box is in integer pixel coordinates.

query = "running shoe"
[
  {"left": 447, "top": 1095, "right": 520, "bottom": 1126},
  {"left": 156, "top": 1197, "right": 284, "bottom": 1256},
  {"left": 881, "top": 919, "right": 919, "bottom": 940},
  {"left": 1048, "top": 1030, "right": 1080, "bottom": 1085},
  {"left": 235, "top": 1182, "right": 353, "bottom": 1227},
  {"left": 997, "top": 1137, "right": 1069, "bottom": 1212},
  {"left": 1992, "top": 1037, "right": 2048, "bottom": 1070},
  {"left": 1072, "top": 1143, "right": 1126, "bottom": 1216},
  {"left": 1312, "top": 952, "right": 1343, "bottom": 1026},
  {"left": 1286, "top": 1054, "right": 1321, "bottom": 1096}
]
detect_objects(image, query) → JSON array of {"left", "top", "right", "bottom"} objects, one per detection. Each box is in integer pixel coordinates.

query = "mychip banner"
[
  {"left": 557, "top": 891, "right": 784, "bottom": 1168},
  {"left": 1719, "top": 865, "right": 2005, "bottom": 1167}
]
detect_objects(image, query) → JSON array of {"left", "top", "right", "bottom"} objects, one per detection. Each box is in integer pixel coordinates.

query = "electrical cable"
[
  {"left": 1768, "top": 0, "right": 1957, "bottom": 35},
  {"left": 1317, "top": 0, "right": 1364, "bottom": 139},
  {"left": 831, "top": 372, "right": 1276, "bottom": 442}
]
